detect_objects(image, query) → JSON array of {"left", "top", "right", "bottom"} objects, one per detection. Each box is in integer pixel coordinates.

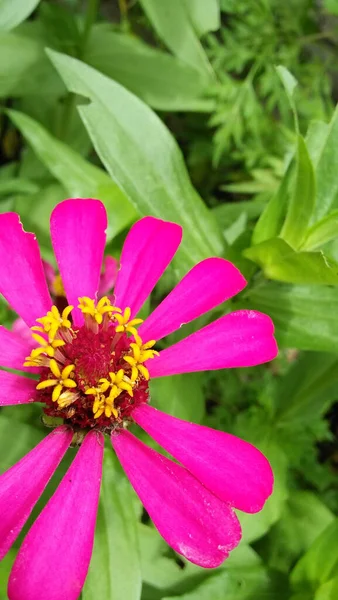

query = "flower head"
[{"left": 0, "top": 199, "right": 278, "bottom": 600}]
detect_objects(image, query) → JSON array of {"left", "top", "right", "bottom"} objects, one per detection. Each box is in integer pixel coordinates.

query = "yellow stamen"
[
  {"left": 24, "top": 336, "right": 66, "bottom": 366},
  {"left": 78, "top": 296, "right": 121, "bottom": 325},
  {"left": 113, "top": 307, "right": 143, "bottom": 335},
  {"left": 92, "top": 393, "right": 118, "bottom": 420},
  {"left": 124, "top": 337, "right": 158, "bottom": 382},
  {"left": 36, "top": 360, "right": 76, "bottom": 404},
  {"left": 52, "top": 274, "right": 66, "bottom": 297},
  {"left": 36, "top": 305, "right": 73, "bottom": 342}
]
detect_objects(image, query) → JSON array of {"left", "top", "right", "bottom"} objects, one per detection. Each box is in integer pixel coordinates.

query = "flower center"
[{"left": 24, "top": 297, "right": 158, "bottom": 432}]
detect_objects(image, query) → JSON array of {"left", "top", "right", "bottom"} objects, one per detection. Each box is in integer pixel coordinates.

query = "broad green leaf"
[
  {"left": 262, "top": 492, "right": 335, "bottom": 572},
  {"left": 291, "top": 519, "right": 338, "bottom": 588},
  {"left": 84, "top": 26, "right": 213, "bottom": 112},
  {"left": 305, "top": 120, "right": 330, "bottom": 166},
  {"left": 83, "top": 452, "right": 142, "bottom": 600},
  {"left": 139, "top": 0, "right": 214, "bottom": 79},
  {"left": 8, "top": 109, "right": 136, "bottom": 240},
  {"left": 280, "top": 136, "right": 315, "bottom": 249},
  {"left": 0, "top": 31, "right": 62, "bottom": 97},
  {"left": 138, "top": 523, "right": 203, "bottom": 592},
  {"left": 252, "top": 162, "right": 293, "bottom": 245},
  {"left": 0, "top": 413, "right": 43, "bottom": 473},
  {"left": 0, "top": 0, "right": 40, "bottom": 31},
  {"left": 301, "top": 210, "right": 338, "bottom": 250},
  {"left": 239, "top": 441, "right": 288, "bottom": 544},
  {"left": 243, "top": 281, "right": 338, "bottom": 352},
  {"left": 315, "top": 577, "right": 338, "bottom": 600},
  {"left": 275, "top": 352, "right": 338, "bottom": 424},
  {"left": 163, "top": 567, "right": 288, "bottom": 600},
  {"left": 47, "top": 50, "right": 223, "bottom": 277},
  {"left": 183, "top": 0, "right": 220, "bottom": 36},
  {"left": 310, "top": 105, "right": 338, "bottom": 221},
  {"left": 149, "top": 373, "right": 204, "bottom": 423},
  {"left": 244, "top": 237, "right": 338, "bottom": 285}
]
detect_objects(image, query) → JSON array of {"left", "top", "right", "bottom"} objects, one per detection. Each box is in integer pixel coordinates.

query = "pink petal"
[
  {"left": 0, "top": 371, "right": 37, "bottom": 406},
  {"left": 0, "top": 213, "right": 52, "bottom": 326},
  {"left": 148, "top": 310, "right": 278, "bottom": 378},
  {"left": 98, "top": 255, "right": 118, "bottom": 296},
  {"left": 0, "top": 426, "right": 72, "bottom": 560},
  {"left": 111, "top": 430, "right": 241, "bottom": 568},
  {"left": 133, "top": 404, "right": 273, "bottom": 513},
  {"left": 50, "top": 199, "right": 107, "bottom": 326},
  {"left": 42, "top": 259, "right": 56, "bottom": 289},
  {"left": 8, "top": 431, "right": 104, "bottom": 600},
  {"left": 138, "top": 258, "right": 247, "bottom": 342},
  {"left": 12, "top": 318, "right": 36, "bottom": 346},
  {"left": 113, "top": 217, "right": 182, "bottom": 318},
  {"left": 0, "top": 326, "right": 36, "bottom": 372}
]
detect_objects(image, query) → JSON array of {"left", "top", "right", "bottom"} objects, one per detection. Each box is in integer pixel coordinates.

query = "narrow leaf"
[
  {"left": 281, "top": 136, "right": 315, "bottom": 249},
  {"left": 139, "top": 0, "right": 214, "bottom": 79}
]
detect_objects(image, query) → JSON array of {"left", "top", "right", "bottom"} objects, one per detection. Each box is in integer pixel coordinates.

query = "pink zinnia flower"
[{"left": 0, "top": 199, "right": 278, "bottom": 600}]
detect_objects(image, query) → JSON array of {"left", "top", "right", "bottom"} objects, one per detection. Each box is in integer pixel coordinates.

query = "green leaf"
[
  {"left": 0, "top": 31, "right": 63, "bottom": 97},
  {"left": 252, "top": 162, "right": 293, "bottom": 246},
  {"left": 0, "top": 548, "right": 16, "bottom": 598},
  {"left": 305, "top": 120, "right": 330, "bottom": 166},
  {"left": 261, "top": 491, "right": 335, "bottom": 572},
  {"left": 243, "top": 281, "right": 338, "bottom": 351},
  {"left": 315, "top": 577, "right": 338, "bottom": 600},
  {"left": 0, "top": 178, "right": 38, "bottom": 197},
  {"left": 139, "top": 0, "right": 214, "bottom": 79},
  {"left": 47, "top": 50, "right": 223, "bottom": 277},
  {"left": 0, "top": 413, "right": 43, "bottom": 473},
  {"left": 138, "top": 523, "right": 203, "bottom": 592},
  {"left": 301, "top": 210, "right": 338, "bottom": 250},
  {"left": 244, "top": 237, "right": 338, "bottom": 285},
  {"left": 238, "top": 441, "right": 288, "bottom": 544},
  {"left": 82, "top": 451, "right": 142, "bottom": 600},
  {"left": 275, "top": 65, "right": 298, "bottom": 101},
  {"left": 291, "top": 519, "right": 338, "bottom": 588},
  {"left": 323, "top": 0, "right": 338, "bottom": 16},
  {"left": 275, "top": 65, "right": 299, "bottom": 132},
  {"left": 310, "top": 106, "right": 338, "bottom": 222},
  {"left": 212, "top": 201, "right": 265, "bottom": 229},
  {"left": 163, "top": 567, "right": 288, "bottom": 600},
  {"left": 275, "top": 352, "right": 338, "bottom": 425},
  {"left": 149, "top": 373, "right": 204, "bottom": 423},
  {"left": 280, "top": 136, "right": 315, "bottom": 249},
  {"left": 183, "top": 0, "right": 220, "bottom": 37},
  {"left": 0, "top": 0, "right": 40, "bottom": 31},
  {"left": 84, "top": 26, "right": 213, "bottom": 112},
  {"left": 8, "top": 109, "right": 137, "bottom": 240}
]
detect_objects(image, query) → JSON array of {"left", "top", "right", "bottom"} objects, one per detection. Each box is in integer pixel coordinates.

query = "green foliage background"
[{"left": 1, "top": 0, "right": 338, "bottom": 598}]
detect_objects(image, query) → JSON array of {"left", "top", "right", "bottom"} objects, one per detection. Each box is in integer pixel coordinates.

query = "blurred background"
[{"left": 1, "top": 1, "right": 338, "bottom": 599}]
